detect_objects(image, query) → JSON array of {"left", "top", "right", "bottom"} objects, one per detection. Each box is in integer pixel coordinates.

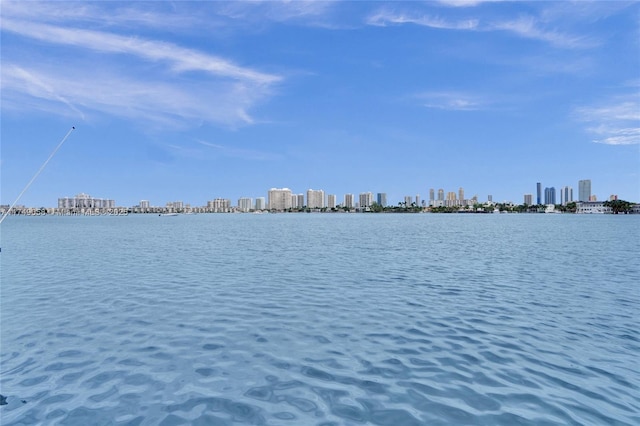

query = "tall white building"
[
  {"left": 524, "top": 194, "right": 533, "bottom": 205},
  {"left": 359, "top": 192, "right": 373, "bottom": 209},
  {"left": 578, "top": 180, "right": 591, "bottom": 202},
  {"left": 344, "top": 194, "right": 354, "bottom": 209},
  {"left": 307, "top": 189, "right": 325, "bottom": 209},
  {"left": 327, "top": 194, "right": 336, "bottom": 209},
  {"left": 207, "top": 199, "right": 230, "bottom": 212},
  {"left": 255, "top": 197, "right": 266, "bottom": 211},
  {"left": 237, "top": 197, "right": 253, "bottom": 212},
  {"left": 58, "top": 193, "right": 115, "bottom": 210},
  {"left": 291, "top": 193, "right": 304, "bottom": 209},
  {"left": 268, "top": 188, "right": 292, "bottom": 211}
]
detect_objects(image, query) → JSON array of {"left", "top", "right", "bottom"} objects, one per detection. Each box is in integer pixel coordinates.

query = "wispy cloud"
[
  {"left": 436, "top": 0, "right": 503, "bottom": 8},
  {"left": 490, "top": 17, "right": 597, "bottom": 49},
  {"left": 1, "top": 2, "right": 283, "bottom": 128},
  {"left": 576, "top": 98, "right": 640, "bottom": 145},
  {"left": 367, "top": 10, "right": 478, "bottom": 30},
  {"left": 366, "top": 6, "right": 597, "bottom": 49},
  {"left": 416, "top": 92, "right": 486, "bottom": 111},
  {"left": 1, "top": 64, "right": 269, "bottom": 128},
  {"left": 2, "top": 19, "right": 280, "bottom": 85}
]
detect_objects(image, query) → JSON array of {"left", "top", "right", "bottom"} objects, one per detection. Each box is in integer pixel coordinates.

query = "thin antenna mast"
[{"left": 0, "top": 126, "right": 76, "bottom": 226}]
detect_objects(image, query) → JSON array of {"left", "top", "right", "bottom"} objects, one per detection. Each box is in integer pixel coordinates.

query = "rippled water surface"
[{"left": 1, "top": 214, "right": 638, "bottom": 425}]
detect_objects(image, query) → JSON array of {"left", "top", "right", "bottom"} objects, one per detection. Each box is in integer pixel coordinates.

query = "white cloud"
[
  {"left": 2, "top": 19, "right": 280, "bottom": 85},
  {"left": 1, "top": 64, "right": 270, "bottom": 128},
  {"left": 366, "top": 10, "right": 478, "bottom": 30},
  {"left": 416, "top": 92, "right": 486, "bottom": 111},
  {"left": 490, "top": 16, "right": 597, "bottom": 49},
  {"left": 436, "top": 0, "right": 503, "bottom": 7},
  {"left": 366, "top": 6, "right": 597, "bottom": 49},
  {"left": 1, "top": 5, "right": 283, "bottom": 128},
  {"left": 576, "top": 100, "right": 640, "bottom": 145}
]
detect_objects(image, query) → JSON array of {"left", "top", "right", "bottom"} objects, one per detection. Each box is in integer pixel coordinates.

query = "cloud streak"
[
  {"left": 366, "top": 10, "right": 478, "bottom": 30},
  {"left": 366, "top": 8, "right": 597, "bottom": 49},
  {"left": 2, "top": 19, "right": 280, "bottom": 85},
  {"left": 416, "top": 92, "right": 487, "bottom": 111},
  {"left": 576, "top": 99, "right": 640, "bottom": 145}
]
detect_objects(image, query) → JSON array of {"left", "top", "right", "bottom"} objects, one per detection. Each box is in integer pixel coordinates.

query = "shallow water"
[{"left": 1, "top": 213, "right": 638, "bottom": 425}]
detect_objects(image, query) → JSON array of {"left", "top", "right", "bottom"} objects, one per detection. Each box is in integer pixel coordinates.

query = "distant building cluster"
[
  {"left": 0, "top": 177, "right": 636, "bottom": 217},
  {"left": 529, "top": 179, "right": 598, "bottom": 206}
]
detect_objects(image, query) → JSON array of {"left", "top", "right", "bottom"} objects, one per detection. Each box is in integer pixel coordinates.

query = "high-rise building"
[
  {"left": 429, "top": 189, "right": 435, "bottom": 202},
  {"left": 307, "top": 189, "right": 325, "bottom": 209},
  {"left": 327, "top": 194, "right": 336, "bottom": 209},
  {"left": 544, "top": 187, "right": 556, "bottom": 205},
  {"left": 487, "top": 194, "right": 493, "bottom": 203},
  {"left": 359, "top": 192, "right": 373, "bottom": 209},
  {"left": 524, "top": 194, "right": 533, "bottom": 205},
  {"left": 255, "top": 197, "right": 266, "bottom": 210},
  {"left": 415, "top": 194, "right": 420, "bottom": 206},
  {"left": 579, "top": 179, "right": 591, "bottom": 202},
  {"left": 344, "top": 194, "right": 354, "bottom": 209},
  {"left": 268, "top": 188, "right": 292, "bottom": 211},
  {"left": 536, "top": 182, "right": 542, "bottom": 205},
  {"left": 458, "top": 187, "right": 464, "bottom": 202},
  {"left": 58, "top": 193, "right": 115, "bottom": 210},
  {"left": 237, "top": 197, "right": 252, "bottom": 212},
  {"left": 437, "top": 189, "right": 444, "bottom": 201},
  {"left": 140, "top": 200, "right": 150, "bottom": 209},
  {"left": 207, "top": 199, "right": 230, "bottom": 212},
  {"left": 560, "top": 186, "right": 573, "bottom": 205},
  {"left": 377, "top": 193, "right": 387, "bottom": 207}
]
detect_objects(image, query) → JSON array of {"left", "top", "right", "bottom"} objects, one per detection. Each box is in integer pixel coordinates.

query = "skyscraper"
[
  {"left": 578, "top": 179, "right": 591, "bottom": 202},
  {"left": 536, "top": 182, "right": 542, "bottom": 205},
  {"left": 376, "top": 193, "right": 387, "bottom": 207},
  {"left": 327, "top": 194, "right": 336, "bottom": 209},
  {"left": 306, "top": 189, "right": 325, "bottom": 209},
  {"left": 344, "top": 194, "right": 354, "bottom": 209},
  {"left": 429, "top": 188, "right": 435, "bottom": 202},
  {"left": 437, "top": 189, "right": 444, "bottom": 201},
  {"left": 544, "top": 187, "right": 556, "bottom": 205},
  {"left": 359, "top": 192, "right": 373, "bottom": 209},
  {"left": 524, "top": 194, "right": 533, "bottom": 205},
  {"left": 268, "top": 188, "right": 292, "bottom": 211},
  {"left": 560, "top": 186, "right": 573, "bottom": 205},
  {"left": 237, "top": 197, "right": 252, "bottom": 212},
  {"left": 458, "top": 187, "right": 464, "bottom": 202}
]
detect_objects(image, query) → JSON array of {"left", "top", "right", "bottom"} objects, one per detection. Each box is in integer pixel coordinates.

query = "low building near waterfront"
[{"left": 575, "top": 201, "right": 612, "bottom": 214}]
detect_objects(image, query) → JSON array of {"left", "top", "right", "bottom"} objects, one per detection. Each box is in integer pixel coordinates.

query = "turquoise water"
[{"left": 1, "top": 214, "right": 638, "bottom": 425}]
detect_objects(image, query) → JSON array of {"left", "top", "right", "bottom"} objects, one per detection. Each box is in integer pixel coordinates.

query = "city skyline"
[
  {"left": 23, "top": 177, "right": 625, "bottom": 211},
  {"left": 2, "top": 2, "right": 639, "bottom": 207}
]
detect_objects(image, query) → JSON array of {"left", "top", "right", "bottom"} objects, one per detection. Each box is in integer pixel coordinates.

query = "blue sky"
[{"left": 1, "top": 1, "right": 639, "bottom": 207}]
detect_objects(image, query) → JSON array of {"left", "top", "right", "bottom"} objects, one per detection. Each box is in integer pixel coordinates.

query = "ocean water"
[{"left": 0, "top": 213, "right": 638, "bottom": 425}]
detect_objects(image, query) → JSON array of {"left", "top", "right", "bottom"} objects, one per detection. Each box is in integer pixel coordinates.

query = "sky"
[{"left": 1, "top": 0, "right": 639, "bottom": 207}]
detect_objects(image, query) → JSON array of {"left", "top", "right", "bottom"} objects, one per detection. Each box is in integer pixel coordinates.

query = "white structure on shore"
[
  {"left": 307, "top": 189, "right": 325, "bottom": 209},
  {"left": 268, "top": 188, "right": 292, "bottom": 211},
  {"left": 58, "top": 193, "right": 115, "bottom": 210},
  {"left": 576, "top": 201, "right": 611, "bottom": 214}
]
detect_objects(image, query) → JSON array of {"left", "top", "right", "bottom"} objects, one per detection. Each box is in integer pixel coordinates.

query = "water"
[{"left": 1, "top": 213, "right": 638, "bottom": 425}]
